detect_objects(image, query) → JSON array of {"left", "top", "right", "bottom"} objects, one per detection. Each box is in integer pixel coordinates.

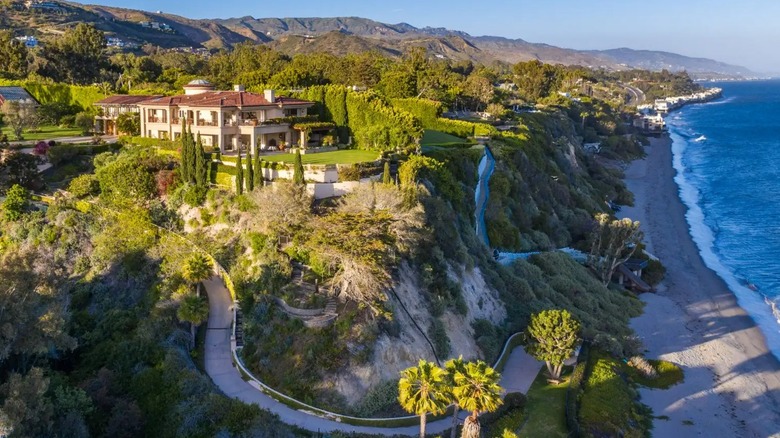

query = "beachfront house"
[{"left": 133, "top": 80, "right": 317, "bottom": 155}]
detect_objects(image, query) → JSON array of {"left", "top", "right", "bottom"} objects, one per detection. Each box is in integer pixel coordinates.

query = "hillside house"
[
  {"left": 134, "top": 80, "right": 316, "bottom": 154},
  {"left": 15, "top": 36, "right": 39, "bottom": 48},
  {"left": 93, "top": 95, "right": 162, "bottom": 135}
]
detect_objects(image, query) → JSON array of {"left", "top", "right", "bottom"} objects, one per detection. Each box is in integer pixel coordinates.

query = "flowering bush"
[{"left": 33, "top": 141, "right": 50, "bottom": 156}]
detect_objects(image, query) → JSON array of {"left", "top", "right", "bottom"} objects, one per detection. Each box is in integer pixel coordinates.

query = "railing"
[
  {"left": 147, "top": 117, "right": 167, "bottom": 123},
  {"left": 197, "top": 120, "right": 218, "bottom": 127}
]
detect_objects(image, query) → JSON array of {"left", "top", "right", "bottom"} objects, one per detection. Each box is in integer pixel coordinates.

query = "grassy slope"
[
  {"left": 420, "top": 129, "right": 467, "bottom": 145},
  {"left": 518, "top": 367, "right": 569, "bottom": 438}
]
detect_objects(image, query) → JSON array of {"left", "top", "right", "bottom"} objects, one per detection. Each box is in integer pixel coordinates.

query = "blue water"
[{"left": 667, "top": 79, "right": 780, "bottom": 359}]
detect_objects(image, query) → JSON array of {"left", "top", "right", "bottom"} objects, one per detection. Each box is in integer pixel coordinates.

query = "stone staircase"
[
  {"left": 274, "top": 261, "right": 338, "bottom": 328},
  {"left": 235, "top": 308, "right": 244, "bottom": 347}
]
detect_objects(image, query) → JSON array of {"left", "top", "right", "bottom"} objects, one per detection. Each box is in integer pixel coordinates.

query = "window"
[{"left": 284, "top": 108, "right": 298, "bottom": 117}]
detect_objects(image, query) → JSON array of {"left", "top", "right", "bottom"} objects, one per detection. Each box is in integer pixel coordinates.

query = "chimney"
[
  {"left": 264, "top": 89, "right": 275, "bottom": 103},
  {"left": 234, "top": 84, "right": 245, "bottom": 92}
]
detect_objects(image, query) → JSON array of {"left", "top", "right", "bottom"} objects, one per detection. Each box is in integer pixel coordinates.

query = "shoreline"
[{"left": 620, "top": 134, "right": 780, "bottom": 437}]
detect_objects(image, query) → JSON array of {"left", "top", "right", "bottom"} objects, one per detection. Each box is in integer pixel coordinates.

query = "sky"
[{"left": 74, "top": 0, "right": 780, "bottom": 72}]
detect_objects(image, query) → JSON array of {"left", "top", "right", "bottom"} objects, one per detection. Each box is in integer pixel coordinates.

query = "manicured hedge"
[
  {"left": 390, "top": 97, "right": 498, "bottom": 138},
  {"left": 296, "top": 85, "right": 422, "bottom": 150},
  {"left": 346, "top": 90, "right": 422, "bottom": 151},
  {"left": 209, "top": 162, "right": 235, "bottom": 188},
  {"left": 120, "top": 136, "right": 181, "bottom": 151}
]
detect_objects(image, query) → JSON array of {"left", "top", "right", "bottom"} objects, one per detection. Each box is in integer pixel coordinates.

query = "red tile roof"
[
  {"left": 95, "top": 95, "right": 163, "bottom": 105},
  {"left": 135, "top": 91, "right": 313, "bottom": 108}
]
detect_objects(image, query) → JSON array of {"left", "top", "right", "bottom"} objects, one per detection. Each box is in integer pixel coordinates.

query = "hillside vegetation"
[{"left": 0, "top": 16, "right": 701, "bottom": 436}]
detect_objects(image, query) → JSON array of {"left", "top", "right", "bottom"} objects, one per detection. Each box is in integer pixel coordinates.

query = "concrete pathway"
[
  {"left": 203, "top": 276, "right": 543, "bottom": 435},
  {"left": 499, "top": 349, "right": 544, "bottom": 394}
]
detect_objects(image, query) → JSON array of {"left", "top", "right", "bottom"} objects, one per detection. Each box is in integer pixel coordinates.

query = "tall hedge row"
[
  {"left": 346, "top": 90, "right": 422, "bottom": 151},
  {"left": 296, "top": 85, "right": 422, "bottom": 151},
  {"left": 390, "top": 97, "right": 499, "bottom": 139},
  {"left": 390, "top": 98, "right": 442, "bottom": 126}
]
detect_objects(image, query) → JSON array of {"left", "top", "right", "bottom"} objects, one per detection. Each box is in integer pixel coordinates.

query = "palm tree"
[
  {"left": 182, "top": 253, "right": 212, "bottom": 297},
  {"left": 452, "top": 360, "right": 503, "bottom": 438},
  {"left": 445, "top": 356, "right": 467, "bottom": 438},
  {"left": 398, "top": 359, "right": 450, "bottom": 438},
  {"left": 177, "top": 293, "right": 209, "bottom": 348}
]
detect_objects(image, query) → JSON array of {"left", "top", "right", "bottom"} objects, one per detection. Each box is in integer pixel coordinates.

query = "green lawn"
[
  {"left": 420, "top": 129, "right": 468, "bottom": 146},
  {"left": 2, "top": 125, "right": 83, "bottom": 142},
  {"left": 518, "top": 367, "right": 570, "bottom": 438},
  {"left": 259, "top": 149, "right": 380, "bottom": 165}
]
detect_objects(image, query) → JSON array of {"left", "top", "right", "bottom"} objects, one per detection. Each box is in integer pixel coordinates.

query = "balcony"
[
  {"left": 147, "top": 116, "right": 167, "bottom": 123},
  {"left": 197, "top": 120, "right": 218, "bottom": 127}
]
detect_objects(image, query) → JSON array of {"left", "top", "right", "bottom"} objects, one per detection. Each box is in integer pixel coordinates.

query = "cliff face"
[{"left": 326, "top": 262, "right": 505, "bottom": 402}]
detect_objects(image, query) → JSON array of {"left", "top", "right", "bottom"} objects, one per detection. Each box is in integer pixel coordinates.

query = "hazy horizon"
[{"left": 71, "top": 0, "right": 779, "bottom": 73}]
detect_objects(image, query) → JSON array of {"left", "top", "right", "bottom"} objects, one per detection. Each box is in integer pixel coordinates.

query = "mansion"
[{"left": 95, "top": 80, "right": 317, "bottom": 155}]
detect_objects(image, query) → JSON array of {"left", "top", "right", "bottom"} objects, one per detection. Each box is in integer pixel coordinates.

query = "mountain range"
[{"left": 6, "top": 2, "right": 757, "bottom": 77}]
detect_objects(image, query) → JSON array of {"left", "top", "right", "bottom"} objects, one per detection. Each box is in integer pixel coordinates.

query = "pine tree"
[
  {"left": 293, "top": 150, "right": 305, "bottom": 185},
  {"left": 383, "top": 161, "right": 391, "bottom": 184},
  {"left": 235, "top": 152, "right": 244, "bottom": 195},
  {"left": 195, "top": 133, "right": 207, "bottom": 187}
]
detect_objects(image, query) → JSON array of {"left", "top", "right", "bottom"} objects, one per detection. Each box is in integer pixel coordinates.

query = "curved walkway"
[{"left": 203, "top": 276, "right": 541, "bottom": 435}]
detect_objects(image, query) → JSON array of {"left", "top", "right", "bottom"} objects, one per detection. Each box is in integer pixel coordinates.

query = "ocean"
[{"left": 667, "top": 79, "right": 780, "bottom": 359}]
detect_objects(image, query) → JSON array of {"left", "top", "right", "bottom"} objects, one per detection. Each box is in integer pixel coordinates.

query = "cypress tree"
[
  {"left": 180, "top": 122, "right": 190, "bottom": 183},
  {"left": 254, "top": 152, "right": 262, "bottom": 186},
  {"left": 246, "top": 151, "right": 254, "bottom": 191},
  {"left": 383, "top": 161, "right": 391, "bottom": 184},
  {"left": 187, "top": 129, "right": 197, "bottom": 185},
  {"left": 236, "top": 152, "right": 244, "bottom": 195},
  {"left": 195, "top": 133, "right": 207, "bottom": 188},
  {"left": 293, "top": 150, "right": 305, "bottom": 185}
]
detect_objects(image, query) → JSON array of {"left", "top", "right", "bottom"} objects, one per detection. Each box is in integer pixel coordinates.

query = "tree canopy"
[{"left": 527, "top": 309, "right": 581, "bottom": 379}]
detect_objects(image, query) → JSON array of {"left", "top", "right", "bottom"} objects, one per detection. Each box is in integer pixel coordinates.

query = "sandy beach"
[{"left": 621, "top": 135, "right": 780, "bottom": 437}]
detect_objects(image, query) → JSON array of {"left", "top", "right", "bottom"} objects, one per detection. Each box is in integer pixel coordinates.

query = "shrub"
[
  {"left": 48, "top": 144, "right": 80, "bottom": 166},
  {"left": 183, "top": 184, "right": 208, "bottom": 206},
  {"left": 642, "top": 259, "right": 666, "bottom": 286},
  {"left": 428, "top": 318, "right": 451, "bottom": 358},
  {"left": 2, "top": 184, "right": 29, "bottom": 221},
  {"left": 68, "top": 174, "right": 100, "bottom": 198},
  {"left": 33, "top": 141, "right": 50, "bottom": 156},
  {"left": 626, "top": 359, "right": 684, "bottom": 389},
  {"left": 338, "top": 165, "right": 361, "bottom": 181},
  {"left": 579, "top": 351, "right": 651, "bottom": 437},
  {"left": 627, "top": 356, "right": 657, "bottom": 379},
  {"left": 155, "top": 170, "right": 177, "bottom": 196},
  {"left": 74, "top": 112, "right": 93, "bottom": 135}
]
